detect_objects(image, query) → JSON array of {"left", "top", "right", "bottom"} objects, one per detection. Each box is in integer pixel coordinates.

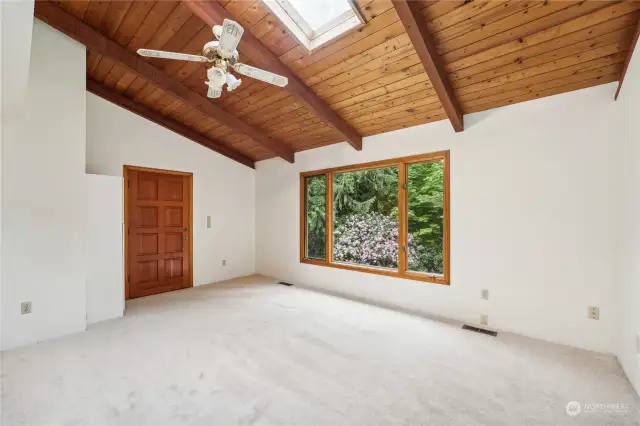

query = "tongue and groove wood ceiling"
[{"left": 41, "top": 0, "right": 639, "bottom": 167}]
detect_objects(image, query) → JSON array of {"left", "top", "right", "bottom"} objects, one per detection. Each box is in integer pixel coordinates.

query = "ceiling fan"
[{"left": 137, "top": 19, "right": 288, "bottom": 99}]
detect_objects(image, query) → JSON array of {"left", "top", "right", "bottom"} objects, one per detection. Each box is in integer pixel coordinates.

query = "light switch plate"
[{"left": 481, "top": 289, "right": 489, "bottom": 300}]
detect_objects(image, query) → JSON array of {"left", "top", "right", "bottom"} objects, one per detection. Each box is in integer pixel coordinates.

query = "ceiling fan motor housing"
[{"left": 203, "top": 41, "right": 239, "bottom": 65}]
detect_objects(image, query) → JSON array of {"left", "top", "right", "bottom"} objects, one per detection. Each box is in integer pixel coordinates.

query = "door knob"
[{"left": 184, "top": 236, "right": 189, "bottom": 240}]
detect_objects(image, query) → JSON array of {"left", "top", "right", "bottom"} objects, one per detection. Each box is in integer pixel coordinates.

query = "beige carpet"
[{"left": 2, "top": 275, "right": 639, "bottom": 425}]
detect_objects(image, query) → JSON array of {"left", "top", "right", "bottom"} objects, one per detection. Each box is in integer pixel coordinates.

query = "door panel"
[
  {"left": 164, "top": 207, "right": 183, "bottom": 226},
  {"left": 165, "top": 233, "right": 183, "bottom": 253},
  {"left": 139, "top": 234, "right": 158, "bottom": 255},
  {"left": 127, "top": 169, "right": 192, "bottom": 299},
  {"left": 138, "top": 206, "right": 158, "bottom": 227}
]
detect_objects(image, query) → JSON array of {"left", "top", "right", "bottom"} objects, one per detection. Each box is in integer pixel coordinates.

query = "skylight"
[
  {"left": 288, "top": 0, "right": 352, "bottom": 31},
  {"left": 262, "top": 0, "right": 365, "bottom": 51}
]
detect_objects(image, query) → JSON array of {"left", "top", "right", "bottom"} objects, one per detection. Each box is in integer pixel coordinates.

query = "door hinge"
[
  {"left": 127, "top": 180, "right": 130, "bottom": 188},
  {"left": 127, "top": 273, "right": 130, "bottom": 283}
]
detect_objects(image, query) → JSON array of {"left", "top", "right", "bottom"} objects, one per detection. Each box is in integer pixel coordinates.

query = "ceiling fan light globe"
[
  {"left": 205, "top": 81, "right": 223, "bottom": 99},
  {"left": 206, "top": 67, "right": 227, "bottom": 87},
  {"left": 225, "top": 74, "right": 242, "bottom": 91},
  {"left": 212, "top": 25, "right": 222, "bottom": 40}
]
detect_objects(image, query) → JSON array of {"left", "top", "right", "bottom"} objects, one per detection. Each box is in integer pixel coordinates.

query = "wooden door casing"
[{"left": 124, "top": 166, "right": 193, "bottom": 299}]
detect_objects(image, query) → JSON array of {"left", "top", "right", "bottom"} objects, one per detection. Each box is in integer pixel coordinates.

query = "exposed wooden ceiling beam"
[
  {"left": 392, "top": 0, "right": 463, "bottom": 132},
  {"left": 615, "top": 18, "right": 640, "bottom": 100},
  {"left": 87, "top": 79, "right": 255, "bottom": 169},
  {"left": 34, "top": 0, "right": 294, "bottom": 163},
  {"left": 183, "top": 1, "right": 363, "bottom": 151}
]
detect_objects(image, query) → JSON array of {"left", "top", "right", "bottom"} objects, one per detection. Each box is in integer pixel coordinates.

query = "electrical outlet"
[
  {"left": 222, "top": 259, "right": 226, "bottom": 266},
  {"left": 480, "top": 314, "right": 488, "bottom": 326},
  {"left": 21, "top": 301, "right": 32, "bottom": 315},
  {"left": 481, "top": 289, "right": 489, "bottom": 300},
  {"left": 588, "top": 306, "right": 600, "bottom": 320}
]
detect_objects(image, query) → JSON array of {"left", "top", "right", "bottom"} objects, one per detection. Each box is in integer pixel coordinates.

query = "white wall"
[
  {"left": 86, "top": 93, "right": 255, "bottom": 286},
  {"left": 1, "top": 0, "right": 34, "bottom": 118},
  {"left": 1, "top": 0, "right": 4, "bottom": 357},
  {"left": 617, "top": 50, "right": 640, "bottom": 393},
  {"left": 2, "top": 20, "right": 87, "bottom": 350},
  {"left": 256, "top": 83, "right": 624, "bottom": 354},
  {"left": 86, "top": 174, "right": 124, "bottom": 325},
  {"left": 1, "top": 0, "right": 35, "bottom": 353}
]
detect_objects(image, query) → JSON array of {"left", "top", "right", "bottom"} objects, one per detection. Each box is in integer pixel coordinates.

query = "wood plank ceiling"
[{"left": 46, "top": 0, "right": 639, "bottom": 166}]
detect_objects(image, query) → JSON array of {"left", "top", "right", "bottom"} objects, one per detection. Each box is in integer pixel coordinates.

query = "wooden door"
[{"left": 126, "top": 167, "right": 192, "bottom": 299}]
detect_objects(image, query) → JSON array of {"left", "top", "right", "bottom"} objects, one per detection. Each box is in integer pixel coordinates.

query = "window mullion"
[
  {"left": 398, "top": 163, "right": 408, "bottom": 274},
  {"left": 326, "top": 172, "right": 333, "bottom": 265},
  {"left": 443, "top": 155, "right": 451, "bottom": 283},
  {"left": 300, "top": 174, "right": 306, "bottom": 261}
]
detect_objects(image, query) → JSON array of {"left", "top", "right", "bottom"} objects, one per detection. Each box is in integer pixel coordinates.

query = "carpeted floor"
[{"left": 2, "top": 275, "right": 639, "bottom": 425}]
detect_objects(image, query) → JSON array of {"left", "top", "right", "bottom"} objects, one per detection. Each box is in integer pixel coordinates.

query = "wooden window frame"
[{"left": 300, "top": 151, "right": 450, "bottom": 285}]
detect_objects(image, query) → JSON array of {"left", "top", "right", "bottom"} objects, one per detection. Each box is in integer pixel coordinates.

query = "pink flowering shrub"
[
  {"left": 333, "top": 212, "right": 439, "bottom": 271},
  {"left": 333, "top": 213, "right": 400, "bottom": 268}
]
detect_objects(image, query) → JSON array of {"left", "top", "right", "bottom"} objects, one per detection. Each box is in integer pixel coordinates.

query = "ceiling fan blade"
[
  {"left": 217, "top": 19, "right": 244, "bottom": 58},
  {"left": 233, "top": 63, "right": 288, "bottom": 87},
  {"left": 137, "top": 49, "right": 209, "bottom": 63}
]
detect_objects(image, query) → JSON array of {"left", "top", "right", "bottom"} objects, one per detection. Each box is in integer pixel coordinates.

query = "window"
[
  {"left": 262, "top": 0, "right": 365, "bottom": 51},
  {"left": 333, "top": 166, "right": 399, "bottom": 269},
  {"left": 407, "top": 161, "right": 445, "bottom": 275},
  {"left": 300, "top": 152, "right": 450, "bottom": 285},
  {"left": 303, "top": 174, "right": 326, "bottom": 260},
  {"left": 288, "top": 0, "right": 352, "bottom": 31}
]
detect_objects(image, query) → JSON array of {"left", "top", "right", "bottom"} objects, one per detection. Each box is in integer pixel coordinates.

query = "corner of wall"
[
  {"left": 617, "top": 46, "right": 640, "bottom": 395},
  {"left": 1, "top": 0, "right": 36, "bottom": 352},
  {"left": 2, "top": 15, "right": 88, "bottom": 350}
]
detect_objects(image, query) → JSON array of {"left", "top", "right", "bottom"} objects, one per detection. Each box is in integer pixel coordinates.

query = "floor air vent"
[
  {"left": 278, "top": 281, "right": 293, "bottom": 286},
  {"left": 462, "top": 324, "right": 498, "bottom": 337}
]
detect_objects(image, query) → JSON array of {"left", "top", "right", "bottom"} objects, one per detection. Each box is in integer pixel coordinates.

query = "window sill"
[{"left": 300, "top": 258, "right": 449, "bottom": 285}]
